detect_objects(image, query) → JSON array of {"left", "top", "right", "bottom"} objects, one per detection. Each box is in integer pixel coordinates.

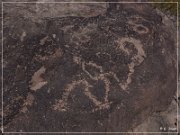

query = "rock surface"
[{"left": 2, "top": 1, "right": 177, "bottom": 132}]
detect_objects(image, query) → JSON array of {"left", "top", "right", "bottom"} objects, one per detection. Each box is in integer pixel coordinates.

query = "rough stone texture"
[{"left": 1, "top": 1, "right": 177, "bottom": 133}]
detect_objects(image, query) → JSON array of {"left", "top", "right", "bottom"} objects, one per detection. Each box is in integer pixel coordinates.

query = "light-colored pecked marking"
[
  {"left": 40, "top": 36, "right": 49, "bottom": 45},
  {"left": 20, "top": 31, "right": 27, "bottom": 42},
  {"left": 53, "top": 79, "right": 105, "bottom": 111},
  {"left": 53, "top": 34, "right": 147, "bottom": 112},
  {"left": 116, "top": 37, "right": 146, "bottom": 90},
  {"left": 30, "top": 66, "right": 47, "bottom": 91},
  {"left": 127, "top": 16, "right": 150, "bottom": 34},
  {"left": 53, "top": 60, "right": 121, "bottom": 112}
]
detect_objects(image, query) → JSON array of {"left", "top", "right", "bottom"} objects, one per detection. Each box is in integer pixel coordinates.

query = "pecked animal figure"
[{"left": 3, "top": 3, "right": 177, "bottom": 132}]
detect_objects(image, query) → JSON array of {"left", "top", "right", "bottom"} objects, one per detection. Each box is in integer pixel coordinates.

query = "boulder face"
[{"left": 3, "top": 3, "right": 177, "bottom": 132}]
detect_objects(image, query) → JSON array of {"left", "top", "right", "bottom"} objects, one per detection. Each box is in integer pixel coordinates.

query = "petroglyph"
[
  {"left": 53, "top": 38, "right": 147, "bottom": 112},
  {"left": 82, "top": 61, "right": 103, "bottom": 80},
  {"left": 29, "top": 66, "right": 47, "bottom": 91},
  {"left": 53, "top": 79, "right": 106, "bottom": 112},
  {"left": 116, "top": 37, "right": 146, "bottom": 90},
  {"left": 3, "top": 2, "right": 177, "bottom": 132},
  {"left": 71, "top": 23, "right": 97, "bottom": 44},
  {"left": 20, "top": 31, "right": 27, "bottom": 42},
  {"left": 40, "top": 36, "right": 49, "bottom": 45},
  {"left": 53, "top": 60, "right": 121, "bottom": 112},
  {"left": 21, "top": 93, "right": 35, "bottom": 113},
  {"left": 132, "top": 24, "right": 149, "bottom": 34},
  {"left": 128, "top": 16, "right": 150, "bottom": 34},
  {"left": 35, "top": 48, "right": 63, "bottom": 62},
  {"left": 42, "top": 17, "right": 149, "bottom": 112},
  {"left": 73, "top": 56, "right": 82, "bottom": 64},
  {"left": 96, "top": 52, "right": 111, "bottom": 60}
]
